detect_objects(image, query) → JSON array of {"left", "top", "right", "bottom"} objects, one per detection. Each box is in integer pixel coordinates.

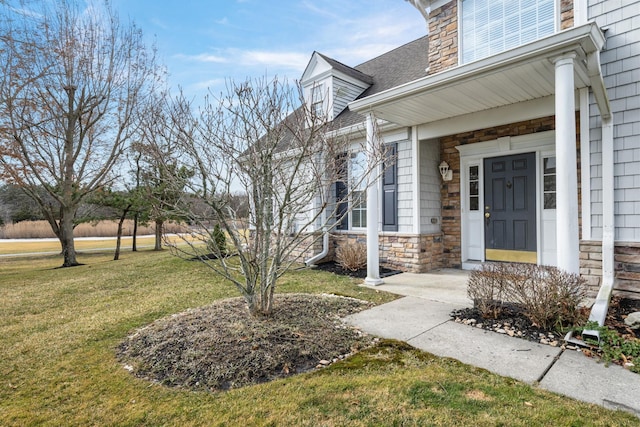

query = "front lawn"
[{"left": 0, "top": 250, "right": 637, "bottom": 426}]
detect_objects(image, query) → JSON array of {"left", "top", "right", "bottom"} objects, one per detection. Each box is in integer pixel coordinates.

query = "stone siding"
[
  {"left": 580, "top": 241, "right": 640, "bottom": 299},
  {"left": 561, "top": 0, "right": 575, "bottom": 30},
  {"left": 428, "top": 1, "right": 458, "bottom": 74},
  {"left": 288, "top": 232, "right": 326, "bottom": 264},
  {"left": 332, "top": 232, "right": 444, "bottom": 273}
]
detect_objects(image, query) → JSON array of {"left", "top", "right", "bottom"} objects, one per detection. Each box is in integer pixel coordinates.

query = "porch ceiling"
[{"left": 349, "top": 23, "right": 608, "bottom": 127}]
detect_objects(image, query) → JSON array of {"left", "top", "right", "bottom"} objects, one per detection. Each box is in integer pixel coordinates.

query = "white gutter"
[{"left": 349, "top": 22, "right": 605, "bottom": 114}]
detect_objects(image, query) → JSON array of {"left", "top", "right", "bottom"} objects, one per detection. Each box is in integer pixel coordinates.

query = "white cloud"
[
  {"left": 177, "top": 53, "right": 229, "bottom": 63},
  {"left": 150, "top": 17, "right": 169, "bottom": 30},
  {"left": 176, "top": 49, "right": 308, "bottom": 71},
  {"left": 300, "top": 1, "right": 340, "bottom": 20},
  {"left": 239, "top": 50, "right": 308, "bottom": 71},
  {"left": 191, "top": 78, "right": 227, "bottom": 90}
]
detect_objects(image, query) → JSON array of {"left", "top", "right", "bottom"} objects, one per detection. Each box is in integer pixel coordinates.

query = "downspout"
[
  {"left": 306, "top": 156, "right": 330, "bottom": 267},
  {"left": 305, "top": 227, "right": 329, "bottom": 267},
  {"left": 582, "top": 116, "right": 614, "bottom": 342},
  {"left": 580, "top": 48, "right": 614, "bottom": 342}
]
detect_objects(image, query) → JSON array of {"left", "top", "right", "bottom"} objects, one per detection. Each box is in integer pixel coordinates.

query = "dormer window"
[
  {"left": 461, "top": 0, "right": 555, "bottom": 64},
  {"left": 311, "top": 83, "right": 325, "bottom": 118}
]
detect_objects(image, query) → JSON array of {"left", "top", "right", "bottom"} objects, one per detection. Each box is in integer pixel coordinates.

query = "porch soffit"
[{"left": 349, "top": 23, "right": 607, "bottom": 127}]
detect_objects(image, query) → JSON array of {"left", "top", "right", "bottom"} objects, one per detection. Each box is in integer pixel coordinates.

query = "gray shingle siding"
[
  {"left": 332, "top": 77, "right": 367, "bottom": 118},
  {"left": 420, "top": 140, "right": 441, "bottom": 234},
  {"left": 396, "top": 139, "right": 413, "bottom": 233},
  {"left": 589, "top": 0, "right": 640, "bottom": 241}
]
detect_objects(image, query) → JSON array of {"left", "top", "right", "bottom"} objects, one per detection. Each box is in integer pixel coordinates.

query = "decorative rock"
[
  {"left": 507, "top": 330, "right": 515, "bottom": 337},
  {"left": 540, "top": 338, "right": 549, "bottom": 345},
  {"left": 318, "top": 359, "right": 330, "bottom": 366},
  {"left": 550, "top": 341, "right": 559, "bottom": 347},
  {"left": 496, "top": 329, "right": 506, "bottom": 334},
  {"left": 624, "top": 312, "right": 640, "bottom": 329}
]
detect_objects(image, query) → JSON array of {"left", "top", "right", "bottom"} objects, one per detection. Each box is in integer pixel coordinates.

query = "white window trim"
[{"left": 349, "top": 151, "right": 367, "bottom": 230}]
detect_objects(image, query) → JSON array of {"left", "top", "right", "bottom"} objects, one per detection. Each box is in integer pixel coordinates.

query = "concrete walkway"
[{"left": 345, "top": 270, "right": 640, "bottom": 418}]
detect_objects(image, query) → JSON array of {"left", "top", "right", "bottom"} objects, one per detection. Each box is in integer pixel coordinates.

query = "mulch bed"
[
  {"left": 313, "top": 260, "right": 402, "bottom": 279},
  {"left": 605, "top": 297, "right": 640, "bottom": 339},
  {"left": 451, "top": 296, "right": 640, "bottom": 361},
  {"left": 117, "top": 294, "right": 376, "bottom": 392},
  {"left": 452, "top": 297, "right": 639, "bottom": 342}
]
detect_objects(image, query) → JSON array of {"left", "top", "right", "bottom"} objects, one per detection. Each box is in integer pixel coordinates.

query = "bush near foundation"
[
  {"left": 335, "top": 241, "right": 367, "bottom": 272},
  {"left": 468, "top": 263, "right": 588, "bottom": 330}
]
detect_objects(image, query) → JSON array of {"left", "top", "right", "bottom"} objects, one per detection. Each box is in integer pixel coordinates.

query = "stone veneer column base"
[
  {"left": 580, "top": 241, "right": 640, "bottom": 299},
  {"left": 332, "top": 233, "right": 444, "bottom": 273}
]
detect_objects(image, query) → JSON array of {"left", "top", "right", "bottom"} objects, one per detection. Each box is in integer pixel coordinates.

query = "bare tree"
[
  {"left": 0, "top": 0, "right": 159, "bottom": 266},
  {"left": 136, "top": 90, "right": 194, "bottom": 251},
  {"left": 163, "top": 77, "right": 386, "bottom": 317}
]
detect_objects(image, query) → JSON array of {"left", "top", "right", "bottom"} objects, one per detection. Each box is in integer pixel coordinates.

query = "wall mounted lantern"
[{"left": 439, "top": 161, "right": 453, "bottom": 181}]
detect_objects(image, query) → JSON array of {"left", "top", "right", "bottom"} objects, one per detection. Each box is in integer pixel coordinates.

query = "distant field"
[
  {"left": 0, "top": 235, "right": 158, "bottom": 256},
  {"left": 0, "top": 220, "right": 185, "bottom": 239}
]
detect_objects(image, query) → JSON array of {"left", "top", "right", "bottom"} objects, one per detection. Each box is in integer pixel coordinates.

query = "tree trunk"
[
  {"left": 114, "top": 206, "right": 131, "bottom": 261},
  {"left": 154, "top": 219, "right": 163, "bottom": 251},
  {"left": 59, "top": 207, "right": 79, "bottom": 267},
  {"left": 132, "top": 212, "right": 138, "bottom": 252}
]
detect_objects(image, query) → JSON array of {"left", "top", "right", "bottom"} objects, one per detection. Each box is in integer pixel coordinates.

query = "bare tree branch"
[{"left": 0, "top": 0, "right": 161, "bottom": 266}]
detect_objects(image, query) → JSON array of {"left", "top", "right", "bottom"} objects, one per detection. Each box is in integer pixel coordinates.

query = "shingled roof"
[
  {"left": 330, "top": 35, "right": 430, "bottom": 128},
  {"left": 273, "top": 35, "right": 430, "bottom": 152},
  {"left": 315, "top": 52, "right": 374, "bottom": 86}
]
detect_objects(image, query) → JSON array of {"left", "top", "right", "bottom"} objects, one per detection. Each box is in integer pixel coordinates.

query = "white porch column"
[
  {"left": 554, "top": 53, "right": 580, "bottom": 274},
  {"left": 365, "top": 113, "right": 383, "bottom": 285}
]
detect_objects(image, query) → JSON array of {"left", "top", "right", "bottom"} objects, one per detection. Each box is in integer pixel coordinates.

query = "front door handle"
[{"left": 484, "top": 212, "right": 491, "bottom": 218}]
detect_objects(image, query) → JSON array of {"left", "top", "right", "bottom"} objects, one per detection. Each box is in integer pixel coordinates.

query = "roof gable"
[{"left": 301, "top": 51, "right": 373, "bottom": 88}]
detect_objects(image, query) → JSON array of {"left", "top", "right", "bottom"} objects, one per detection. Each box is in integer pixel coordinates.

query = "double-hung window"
[
  {"left": 461, "top": 0, "right": 555, "bottom": 64},
  {"left": 350, "top": 152, "right": 367, "bottom": 228},
  {"left": 311, "top": 83, "right": 325, "bottom": 117}
]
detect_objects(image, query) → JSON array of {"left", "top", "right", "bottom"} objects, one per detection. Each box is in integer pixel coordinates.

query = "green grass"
[{"left": 0, "top": 250, "right": 638, "bottom": 426}]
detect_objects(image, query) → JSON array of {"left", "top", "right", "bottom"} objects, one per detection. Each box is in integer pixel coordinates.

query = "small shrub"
[
  {"left": 207, "top": 224, "right": 227, "bottom": 255},
  {"left": 467, "top": 262, "right": 588, "bottom": 330},
  {"left": 335, "top": 241, "right": 366, "bottom": 271},
  {"left": 467, "top": 263, "right": 510, "bottom": 319},
  {"left": 507, "top": 264, "right": 587, "bottom": 330}
]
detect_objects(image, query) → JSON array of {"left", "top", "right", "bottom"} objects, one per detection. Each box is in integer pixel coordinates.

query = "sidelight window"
[
  {"left": 543, "top": 157, "right": 556, "bottom": 209},
  {"left": 468, "top": 165, "right": 480, "bottom": 210}
]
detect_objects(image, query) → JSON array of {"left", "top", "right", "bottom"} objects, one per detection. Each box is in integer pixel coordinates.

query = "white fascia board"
[
  {"left": 300, "top": 52, "right": 331, "bottom": 85},
  {"left": 332, "top": 71, "right": 372, "bottom": 91},
  {"left": 325, "top": 118, "right": 402, "bottom": 139},
  {"left": 301, "top": 55, "right": 372, "bottom": 91},
  {"left": 426, "top": 0, "right": 449, "bottom": 11},
  {"left": 349, "top": 23, "right": 605, "bottom": 113}
]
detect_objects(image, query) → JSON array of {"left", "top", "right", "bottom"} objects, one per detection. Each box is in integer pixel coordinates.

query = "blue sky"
[{"left": 111, "top": 0, "right": 428, "bottom": 99}]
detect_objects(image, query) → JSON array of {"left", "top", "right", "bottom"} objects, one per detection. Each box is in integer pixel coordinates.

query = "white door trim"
[{"left": 457, "top": 131, "right": 556, "bottom": 269}]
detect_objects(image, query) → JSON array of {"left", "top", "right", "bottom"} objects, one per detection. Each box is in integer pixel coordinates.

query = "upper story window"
[
  {"left": 311, "top": 83, "right": 325, "bottom": 117},
  {"left": 461, "top": 0, "right": 555, "bottom": 64}
]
